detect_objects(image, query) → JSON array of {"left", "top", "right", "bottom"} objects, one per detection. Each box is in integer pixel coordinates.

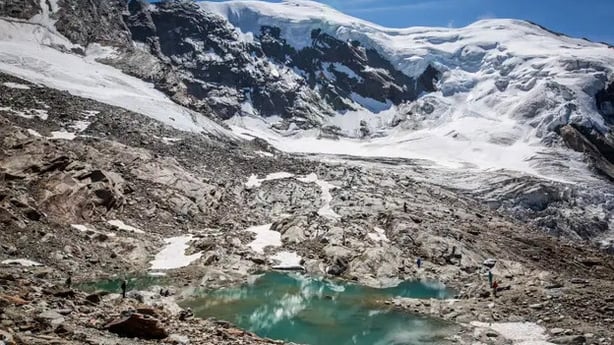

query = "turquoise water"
[{"left": 182, "top": 272, "right": 456, "bottom": 345}]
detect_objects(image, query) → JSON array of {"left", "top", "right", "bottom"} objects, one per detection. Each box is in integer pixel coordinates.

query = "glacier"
[{"left": 204, "top": 0, "right": 614, "bottom": 179}]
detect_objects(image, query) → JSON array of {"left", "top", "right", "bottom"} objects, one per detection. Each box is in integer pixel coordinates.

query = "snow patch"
[
  {"left": 245, "top": 224, "right": 281, "bottom": 253},
  {"left": 27, "top": 128, "right": 42, "bottom": 137},
  {"left": 471, "top": 322, "right": 554, "bottom": 345},
  {"left": 2, "top": 82, "right": 30, "bottom": 89},
  {"left": 70, "top": 121, "right": 90, "bottom": 133},
  {"left": 297, "top": 173, "right": 339, "bottom": 219},
  {"left": 161, "top": 137, "right": 182, "bottom": 144},
  {"left": 1, "top": 259, "right": 43, "bottom": 267},
  {"left": 331, "top": 63, "right": 362, "bottom": 81},
  {"left": 271, "top": 251, "right": 303, "bottom": 270},
  {"left": 255, "top": 150, "right": 274, "bottom": 158},
  {"left": 149, "top": 235, "right": 202, "bottom": 270},
  {"left": 367, "top": 227, "right": 389, "bottom": 243},
  {"left": 1, "top": 107, "right": 48, "bottom": 120},
  {"left": 49, "top": 131, "right": 76, "bottom": 140},
  {"left": 71, "top": 224, "right": 117, "bottom": 238},
  {"left": 70, "top": 224, "right": 89, "bottom": 232},
  {"left": 350, "top": 93, "right": 392, "bottom": 113},
  {"left": 107, "top": 220, "right": 145, "bottom": 234},
  {"left": 245, "top": 172, "right": 295, "bottom": 188}
]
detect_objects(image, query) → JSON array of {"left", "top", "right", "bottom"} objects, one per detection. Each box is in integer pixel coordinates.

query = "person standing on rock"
[
  {"left": 65, "top": 273, "right": 72, "bottom": 289},
  {"left": 492, "top": 280, "right": 499, "bottom": 298},
  {"left": 488, "top": 270, "right": 493, "bottom": 288},
  {"left": 120, "top": 279, "right": 127, "bottom": 299},
  {"left": 416, "top": 257, "right": 422, "bottom": 269},
  {"left": 403, "top": 202, "right": 408, "bottom": 213}
]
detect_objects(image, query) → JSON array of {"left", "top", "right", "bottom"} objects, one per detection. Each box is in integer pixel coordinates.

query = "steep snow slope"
[
  {"left": 0, "top": 16, "right": 233, "bottom": 138},
  {"left": 204, "top": 0, "right": 614, "bottom": 178}
]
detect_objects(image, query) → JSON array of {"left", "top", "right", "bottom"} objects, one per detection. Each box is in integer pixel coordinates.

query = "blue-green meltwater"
[{"left": 181, "top": 272, "right": 457, "bottom": 345}]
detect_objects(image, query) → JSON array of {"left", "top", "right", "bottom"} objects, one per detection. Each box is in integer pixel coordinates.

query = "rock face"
[
  {"left": 105, "top": 312, "right": 168, "bottom": 339},
  {"left": 0, "top": 0, "right": 40, "bottom": 19},
  {"left": 597, "top": 82, "right": 614, "bottom": 123},
  {"left": 120, "top": 0, "right": 439, "bottom": 125},
  {"left": 55, "top": 0, "right": 131, "bottom": 47},
  {"left": 560, "top": 124, "right": 614, "bottom": 181}
]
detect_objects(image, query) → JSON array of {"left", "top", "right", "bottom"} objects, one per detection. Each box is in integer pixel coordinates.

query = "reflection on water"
[{"left": 182, "top": 272, "right": 456, "bottom": 345}]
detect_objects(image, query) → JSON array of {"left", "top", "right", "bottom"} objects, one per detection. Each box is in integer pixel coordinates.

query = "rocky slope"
[
  {"left": 2, "top": 72, "right": 614, "bottom": 345},
  {"left": 1, "top": 0, "right": 612, "bottom": 243}
]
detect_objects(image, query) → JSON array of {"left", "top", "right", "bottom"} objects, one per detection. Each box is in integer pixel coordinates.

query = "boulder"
[
  {"left": 105, "top": 312, "right": 168, "bottom": 339},
  {"left": 550, "top": 335, "right": 587, "bottom": 345},
  {"left": 85, "top": 290, "right": 109, "bottom": 304},
  {"left": 0, "top": 294, "right": 29, "bottom": 306},
  {"left": 483, "top": 258, "right": 497, "bottom": 268},
  {"left": 0, "top": 329, "right": 14, "bottom": 344},
  {"left": 36, "top": 310, "right": 66, "bottom": 329},
  {"left": 327, "top": 256, "right": 349, "bottom": 276}
]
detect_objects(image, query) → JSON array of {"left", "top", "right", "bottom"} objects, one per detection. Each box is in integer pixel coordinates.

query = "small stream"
[{"left": 181, "top": 272, "right": 456, "bottom": 345}]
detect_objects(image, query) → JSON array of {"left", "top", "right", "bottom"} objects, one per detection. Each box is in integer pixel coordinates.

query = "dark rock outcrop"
[
  {"left": 560, "top": 124, "right": 614, "bottom": 181},
  {"left": 55, "top": 0, "right": 131, "bottom": 47},
  {"left": 0, "top": 0, "right": 40, "bottom": 19},
  {"left": 597, "top": 81, "right": 614, "bottom": 124},
  {"left": 105, "top": 312, "right": 168, "bottom": 339}
]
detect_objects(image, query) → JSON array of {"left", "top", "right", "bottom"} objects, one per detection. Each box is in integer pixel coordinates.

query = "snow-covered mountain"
[
  {"left": 201, "top": 0, "right": 614, "bottom": 179},
  {"left": 4, "top": 0, "right": 612, "bottom": 179},
  {"left": 0, "top": 0, "right": 613, "bottom": 243}
]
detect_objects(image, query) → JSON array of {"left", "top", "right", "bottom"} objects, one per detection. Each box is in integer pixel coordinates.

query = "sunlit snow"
[
  {"left": 271, "top": 251, "right": 303, "bottom": 270},
  {"left": 209, "top": 0, "right": 614, "bottom": 180},
  {"left": 149, "top": 235, "right": 202, "bottom": 270},
  {"left": 1, "top": 259, "right": 43, "bottom": 267},
  {"left": 107, "top": 220, "right": 145, "bottom": 234},
  {"left": 245, "top": 224, "right": 281, "bottom": 254},
  {"left": 471, "top": 322, "right": 555, "bottom": 345},
  {"left": 2, "top": 82, "right": 30, "bottom": 89}
]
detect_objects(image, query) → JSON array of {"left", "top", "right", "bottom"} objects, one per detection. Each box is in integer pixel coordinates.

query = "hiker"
[
  {"left": 120, "top": 279, "right": 127, "bottom": 299},
  {"left": 403, "top": 202, "right": 408, "bottom": 213},
  {"left": 65, "top": 274, "right": 72, "bottom": 289},
  {"left": 488, "top": 270, "right": 493, "bottom": 288},
  {"left": 492, "top": 280, "right": 499, "bottom": 298},
  {"left": 416, "top": 257, "right": 422, "bottom": 269}
]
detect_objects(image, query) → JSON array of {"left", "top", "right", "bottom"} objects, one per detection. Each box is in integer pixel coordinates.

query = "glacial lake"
[{"left": 181, "top": 272, "right": 457, "bottom": 345}]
